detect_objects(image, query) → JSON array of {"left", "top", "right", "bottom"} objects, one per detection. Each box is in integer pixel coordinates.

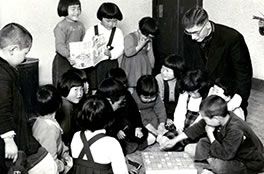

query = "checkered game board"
[{"left": 141, "top": 152, "right": 197, "bottom": 174}]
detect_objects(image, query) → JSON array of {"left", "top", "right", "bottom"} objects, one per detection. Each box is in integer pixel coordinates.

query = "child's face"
[
  {"left": 161, "top": 66, "right": 175, "bottom": 81},
  {"left": 8, "top": 46, "right": 30, "bottom": 67},
  {"left": 66, "top": 86, "right": 83, "bottom": 104},
  {"left": 101, "top": 18, "right": 117, "bottom": 30},
  {"left": 67, "top": 4, "right": 81, "bottom": 21},
  {"left": 140, "top": 94, "right": 157, "bottom": 103},
  {"left": 208, "top": 85, "right": 230, "bottom": 101},
  {"left": 200, "top": 111, "right": 221, "bottom": 127}
]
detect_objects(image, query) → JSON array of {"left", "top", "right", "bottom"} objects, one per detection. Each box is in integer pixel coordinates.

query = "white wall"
[
  {"left": 0, "top": 0, "right": 152, "bottom": 84},
  {"left": 204, "top": 0, "right": 264, "bottom": 80}
]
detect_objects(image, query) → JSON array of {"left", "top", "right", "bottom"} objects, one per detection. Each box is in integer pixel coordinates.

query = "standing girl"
[
  {"left": 83, "top": 2, "right": 124, "bottom": 90},
  {"left": 52, "top": 0, "right": 85, "bottom": 86},
  {"left": 121, "top": 17, "right": 158, "bottom": 92}
]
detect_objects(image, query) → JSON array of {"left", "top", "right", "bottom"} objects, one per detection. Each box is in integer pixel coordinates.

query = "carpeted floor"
[{"left": 126, "top": 88, "right": 264, "bottom": 174}]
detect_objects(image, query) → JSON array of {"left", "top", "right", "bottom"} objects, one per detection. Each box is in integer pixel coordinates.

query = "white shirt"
[
  {"left": 83, "top": 23, "right": 124, "bottom": 60},
  {"left": 71, "top": 129, "right": 128, "bottom": 174}
]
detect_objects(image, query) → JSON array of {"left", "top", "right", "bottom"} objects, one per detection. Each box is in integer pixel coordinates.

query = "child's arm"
[
  {"left": 54, "top": 25, "right": 70, "bottom": 59},
  {"left": 124, "top": 33, "right": 149, "bottom": 57},
  {"left": 109, "top": 28, "right": 124, "bottom": 60},
  {"left": 145, "top": 123, "right": 159, "bottom": 136},
  {"left": 227, "top": 94, "right": 242, "bottom": 111},
  {"left": 153, "top": 96, "right": 167, "bottom": 126},
  {"left": 147, "top": 40, "right": 155, "bottom": 68},
  {"left": 173, "top": 92, "right": 188, "bottom": 132}
]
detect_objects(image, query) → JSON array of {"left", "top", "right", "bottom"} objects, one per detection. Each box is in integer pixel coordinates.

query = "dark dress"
[{"left": 72, "top": 132, "right": 113, "bottom": 174}]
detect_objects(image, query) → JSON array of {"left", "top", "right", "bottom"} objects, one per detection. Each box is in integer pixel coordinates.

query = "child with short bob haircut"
[
  {"left": 161, "top": 95, "right": 264, "bottom": 174},
  {"left": 71, "top": 95, "right": 128, "bottom": 174},
  {"left": 56, "top": 69, "right": 84, "bottom": 146},
  {"left": 155, "top": 54, "right": 186, "bottom": 123},
  {"left": 32, "top": 84, "right": 73, "bottom": 173},
  {"left": 121, "top": 17, "right": 159, "bottom": 92},
  {"left": 132, "top": 75, "right": 167, "bottom": 140},
  {"left": 83, "top": 2, "right": 124, "bottom": 90},
  {"left": 173, "top": 69, "right": 209, "bottom": 133},
  {"left": 0, "top": 23, "right": 57, "bottom": 174},
  {"left": 52, "top": 0, "right": 86, "bottom": 86}
]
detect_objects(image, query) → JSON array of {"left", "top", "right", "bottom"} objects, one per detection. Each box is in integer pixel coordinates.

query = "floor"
[{"left": 127, "top": 88, "right": 264, "bottom": 174}]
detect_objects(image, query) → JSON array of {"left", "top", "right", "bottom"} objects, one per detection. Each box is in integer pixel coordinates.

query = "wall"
[
  {"left": 204, "top": 0, "right": 264, "bottom": 80},
  {"left": 0, "top": 0, "right": 152, "bottom": 84}
]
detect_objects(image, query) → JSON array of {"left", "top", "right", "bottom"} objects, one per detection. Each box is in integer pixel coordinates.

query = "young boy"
[
  {"left": 33, "top": 85, "right": 73, "bottom": 173},
  {"left": 0, "top": 23, "right": 57, "bottom": 173},
  {"left": 161, "top": 95, "right": 264, "bottom": 174}
]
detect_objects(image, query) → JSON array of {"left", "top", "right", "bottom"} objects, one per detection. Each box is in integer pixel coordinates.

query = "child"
[
  {"left": 173, "top": 69, "right": 209, "bottom": 133},
  {"left": 52, "top": 0, "right": 86, "bottom": 86},
  {"left": 71, "top": 95, "right": 128, "bottom": 174},
  {"left": 56, "top": 69, "right": 84, "bottom": 146},
  {"left": 208, "top": 78, "right": 245, "bottom": 120},
  {"left": 100, "top": 73, "right": 155, "bottom": 154},
  {"left": 132, "top": 75, "right": 167, "bottom": 140},
  {"left": 0, "top": 23, "right": 57, "bottom": 173},
  {"left": 161, "top": 95, "right": 264, "bottom": 174},
  {"left": 155, "top": 54, "right": 186, "bottom": 123},
  {"left": 121, "top": 17, "right": 158, "bottom": 92},
  {"left": 83, "top": 2, "right": 124, "bottom": 90},
  {"left": 70, "top": 69, "right": 90, "bottom": 96},
  {"left": 33, "top": 85, "right": 73, "bottom": 173}
]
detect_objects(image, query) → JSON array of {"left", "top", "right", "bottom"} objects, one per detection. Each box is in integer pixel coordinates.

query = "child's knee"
[{"left": 147, "top": 133, "right": 156, "bottom": 145}]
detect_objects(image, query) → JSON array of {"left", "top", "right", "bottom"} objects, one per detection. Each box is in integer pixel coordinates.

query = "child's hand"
[
  {"left": 4, "top": 137, "right": 18, "bottom": 162},
  {"left": 135, "top": 128, "right": 143, "bottom": 138},
  {"left": 166, "top": 119, "right": 174, "bottom": 127},
  {"left": 63, "top": 156, "right": 73, "bottom": 174},
  {"left": 159, "top": 137, "right": 177, "bottom": 150},
  {"left": 158, "top": 123, "right": 166, "bottom": 134},
  {"left": 104, "top": 47, "right": 111, "bottom": 58},
  {"left": 117, "top": 130, "right": 126, "bottom": 140},
  {"left": 205, "top": 125, "right": 215, "bottom": 135}
]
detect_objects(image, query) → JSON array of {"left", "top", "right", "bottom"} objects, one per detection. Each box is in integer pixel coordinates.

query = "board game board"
[{"left": 141, "top": 152, "right": 197, "bottom": 174}]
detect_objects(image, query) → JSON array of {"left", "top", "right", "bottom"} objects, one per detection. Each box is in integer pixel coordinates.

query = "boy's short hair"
[
  {"left": 57, "top": 69, "right": 83, "bottom": 97},
  {"left": 57, "top": 0, "right": 81, "bottom": 17},
  {"left": 200, "top": 95, "right": 228, "bottom": 118},
  {"left": 97, "top": 2, "right": 123, "bottom": 21},
  {"left": 139, "top": 17, "right": 159, "bottom": 37},
  {"left": 178, "top": 69, "right": 209, "bottom": 98},
  {"left": 136, "top": 75, "right": 159, "bottom": 96},
  {"left": 76, "top": 95, "right": 113, "bottom": 132},
  {"left": 35, "top": 84, "right": 62, "bottom": 116},
  {"left": 182, "top": 6, "right": 208, "bottom": 29},
  {"left": 0, "top": 23, "right": 32, "bottom": 49},
  {"left": 163, "top": 54, "right": 186, "bottom": 79},
  {"left": 107, "top": 68, "right": 128, "bottom": 88},
  {"left": 97, "top": 77, "right": 126, "bottom": 103}
]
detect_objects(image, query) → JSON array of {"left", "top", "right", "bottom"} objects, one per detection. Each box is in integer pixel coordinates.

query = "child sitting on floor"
[
  {"left": 71, "top": 95, "right": 128, "bottom": 174},
  {"left": 208, "top": 78, "right": 245, "bottom": 120},
  {"left": 32, "top": 84, "right": 73, "bottom": 173},
  {"left": 132, "top": 75, "right": 167, "bottom": 141},
  {"left": 161, "top": 95, "right": 264, "bottom": 174}
]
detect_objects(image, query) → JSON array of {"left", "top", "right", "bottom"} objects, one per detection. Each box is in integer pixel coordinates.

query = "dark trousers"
[{"left": 195, "top": 137, "right": 248, "bottom": 174}]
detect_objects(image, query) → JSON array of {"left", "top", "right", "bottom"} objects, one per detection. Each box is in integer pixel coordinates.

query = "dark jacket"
[
  {"left": 0, "top": 57, "right": 41, "bottom": 157},
  {"left": 183, "top": 22, "right": 252, "bottom": 113},
  {"left": 185, "top": 113, "right": 264, "bottom": 171}
]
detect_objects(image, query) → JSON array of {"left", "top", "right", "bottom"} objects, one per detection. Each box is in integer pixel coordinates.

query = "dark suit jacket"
[{"left": 183, "top": 22, "right": 252, "bottom": 112}]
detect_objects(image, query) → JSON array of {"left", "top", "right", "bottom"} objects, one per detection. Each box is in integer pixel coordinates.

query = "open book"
[{"left": 69, "top": 35, "right": 107, "bottom": 69}]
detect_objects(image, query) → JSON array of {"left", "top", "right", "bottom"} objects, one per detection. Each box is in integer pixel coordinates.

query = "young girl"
[
  {"left": 52, "top": 0, "right": 85, "bottom": 86},
  {"left": 56, "top": 70, "right": 84, "bottom": 146},
  {"left": 83, "top": 2, "right": 124, "bottom": 90},
  {"left": 71, "top": 95, "right": 128, "bottom": 174},
  {"left": 173, "top": 69, "right": 209, "bottom": 133},
  {"left": 121, "top": 17, "right": 158, "bottom": 92},
  {"left": 132, "top": 75, "right": 167, "bottom": 140},
  {"left": 155, "top": 54, "right": 186, "bottom": 123},
  {"left": 208, "top": 78, "right": 245, "bottom": 120},
  {"left": 32, "top": 85, "right": 72, "bottom": 173}
]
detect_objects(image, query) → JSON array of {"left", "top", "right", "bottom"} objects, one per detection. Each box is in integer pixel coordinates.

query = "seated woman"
[{"left": 71, "top": 95, "right": 128, "bottom": 174}]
